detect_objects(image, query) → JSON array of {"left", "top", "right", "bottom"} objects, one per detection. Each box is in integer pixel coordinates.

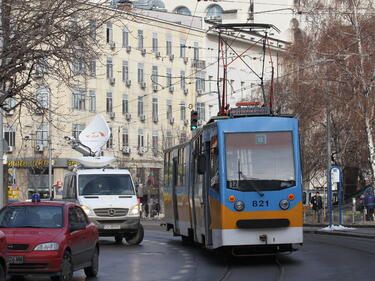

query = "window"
[
  {"left": 180, "top": 101, "right": 186, "bottom": 121},
  {"left": 179, "top": 39, "right": 186, "bottom": 58},
  {"left": 166, "top": 100, "right": 172, "bottom": 120},
  {"left": 193, "top": 42, "right": 199, "bottom": 60},
  {"left": 89, "top": 59, "right": 96, "bottom": 77},
  {"left": 180, "top": 132, "right": 187, "bottom": 144},
  {"left": 72, "top": 124, "right": 85, "bottom": 139},
  {"left": 122, "top": 128, "right": 129, "bottom": 147},
  {"left": 106, "top": 57, "right": 113, "bottom": 79},
  {"left": 3, "top": 125, "right": 15, "bottom": 147},
  {"left": 137, "top": 63, "right": 144, "bottom": 83},
  {"left": 106, "top": 92, "right": 113, "bottom": 113},
  {"left": 89, "top": 90, "right": 96, "bottom": 112},
  {"left": 122, "top": 61, "right": 129, "bottom": 81},
  {"left": 206, "top": 5, "right": 223, "bottom": 19},
  {"left": 196, "top": 72, "right": 205, "bottom": 92},
  {"left": 197, "top": 102, "right": 205, "bottom": 121},
  {"left": 107, "top": 127, "right": 113, "bottom": 148},
  {"left": 180, "top": 71, "right": 186, "bottom": 89},
  {"left": 166, "top": 68, "right": 172, "bottom": 87},
  {"left": 122, "top": 26, "right": 129, "bottom": 47},
  {"left": 106, "top": 23, "right": 113, "bottom": 43},
  {"left": 229, "top": 79, "right": 234, "bottom": 96},
  {"left": 137, "top": 96, "right": 144, "bottom": 116},
  {"left": 152, "top": 66, "right": 158, "bottom": 87},
  {"left": 152, "top": 98, "right": 158, "bottom": 120},
  {"left": 208, "top": 75, "right": 213, "bottom": 94},
  {"left": 166, "top": 130, "right": 173, "bottom": 148},
  {"left": 152, "top": 129, "right": 158, "bottom": 150},
  {"left": 89, "top": 20, "right": 96, "bottom": 40},
  {"left": 73, "top": 56, "right": 84, "bottom": 74},
  {"left": 36, "top": 88, "right": 49, "bottom": 109},
  {"left": 138, "top": 128, "right": 144, "bottom": 148},
  {"left": 72, "top": 88, "right": 85, "bottom": 111},
  {"left": 249, "top": 0, "right": 254, "bottom": 20},
  {"left": 36, "top": 123, "right": 48, "bottom": 146},
  {"left": 122, "top": 94, "right": 129, "bottom": 114},
  {"left": 137, "top": 30, "right": 144, "bottom": 49},
  {"left": 240, "top": 81, "right": 245, "bottom": 98},
  {"left": 152, "top": 32, "right": 158, "bottom": 52},
  {"left": 166, "top": 35, "right": 172, "bottom": 55},
  {"left": 176, "top": 6, "right": 191, "bottom": 16}
]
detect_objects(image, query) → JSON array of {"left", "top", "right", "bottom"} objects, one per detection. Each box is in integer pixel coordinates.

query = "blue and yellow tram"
[{"left": 163, "top": 112, "right": 303, "bottom": 254}]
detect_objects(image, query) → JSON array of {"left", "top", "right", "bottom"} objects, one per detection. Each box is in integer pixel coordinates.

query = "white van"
[{"left": 62, "top": 167, "right": 143, "bottom": 245}]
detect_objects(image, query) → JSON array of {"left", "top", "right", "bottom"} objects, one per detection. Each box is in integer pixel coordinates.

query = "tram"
[{"left": 162, "top": 106, "right": 303, "bottom": 254}]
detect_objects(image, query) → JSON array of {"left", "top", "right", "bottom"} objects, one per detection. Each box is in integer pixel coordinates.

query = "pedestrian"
[
  {"left": 144, "top": 203, "right": 149, "bottom": 218},
  {"left": 310, "top": 191, "right": 323, "bottom": 224},
  {"left": 364, "top": 190, "right": 375, "bottom": 221}
]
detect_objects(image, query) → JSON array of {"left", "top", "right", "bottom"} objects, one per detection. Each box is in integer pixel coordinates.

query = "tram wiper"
[{"left": 239, "top": 172, "right": 264, "bottom": 197}]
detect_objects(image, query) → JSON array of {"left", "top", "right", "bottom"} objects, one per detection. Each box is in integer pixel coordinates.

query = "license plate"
[
  {"left": 104, "top": 224, "right": 121, "bottom": 230},
  {"left": 9, "top": 255, "right": 24, "bottom": 264}
]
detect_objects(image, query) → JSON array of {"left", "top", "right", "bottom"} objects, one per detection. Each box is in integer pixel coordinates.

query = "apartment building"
[{"left": 4, "top": 5, "right": 205, "bottom": 200}]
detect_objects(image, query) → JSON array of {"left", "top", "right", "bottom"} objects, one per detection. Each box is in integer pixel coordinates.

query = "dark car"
[
  {"left": 0, "top": 231, "right": 7, "bottom": 281},
  {"left": 0, "top": 196, "right": 99, "bottom": 281}
]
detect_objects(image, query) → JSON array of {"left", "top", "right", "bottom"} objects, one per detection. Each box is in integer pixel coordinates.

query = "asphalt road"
[{"left": 7, "top": 227, "right": 375, "bottom": 281}]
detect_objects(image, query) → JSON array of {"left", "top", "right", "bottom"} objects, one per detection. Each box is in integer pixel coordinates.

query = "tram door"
[{"left": 172, "top": 157, "right": 180, "bottom": 234}]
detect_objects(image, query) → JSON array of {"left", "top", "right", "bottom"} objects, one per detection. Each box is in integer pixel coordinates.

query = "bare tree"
[
  {"left": 281, "top": 0, "right": 375, "bottom": 189},
  {"left": 0, "top": 0, "right": 124, "bottom": 113}
]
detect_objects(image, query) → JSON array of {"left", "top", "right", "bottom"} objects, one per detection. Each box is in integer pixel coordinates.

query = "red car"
[
  {"left": 0, "top": 231, "right": 7, "bottom": 281},
  {"left": 0, "top": 196, "right": 99, "bottom": 281}
]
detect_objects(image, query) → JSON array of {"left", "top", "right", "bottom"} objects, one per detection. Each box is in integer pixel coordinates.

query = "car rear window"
[{"left": 0, "top": 205, "right": 64, "bottom": 228}]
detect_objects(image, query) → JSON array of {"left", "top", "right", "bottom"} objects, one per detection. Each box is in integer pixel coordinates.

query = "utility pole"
[
  {"left": 0, "top": 109, "right": 4, "bottom": 208},
  {"left": 48, "top": 90, "right": 52, "bottom": 198}
]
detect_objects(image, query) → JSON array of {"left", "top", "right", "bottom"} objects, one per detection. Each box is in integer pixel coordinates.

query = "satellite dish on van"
[
  {"left": 73, "top": 156, "right": 115, "bottom": 168},
  {"left": 79, "top": 114, "right": 110, "bottom": 155}
]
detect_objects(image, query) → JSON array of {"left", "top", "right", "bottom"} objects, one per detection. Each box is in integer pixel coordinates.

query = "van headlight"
[
  {"left": 129, "top": 204, "right": 140, "bottom": 216},
  {"left": 81, "top": 205, "right": 94, "bottom": 216},
  {"left": 34, "top": 242, "right": 59, "bottom": 251}
]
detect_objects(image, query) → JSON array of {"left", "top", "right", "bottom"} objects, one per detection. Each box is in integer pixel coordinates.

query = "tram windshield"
[{"left": 225, "top": 132, "right": 295, "bottom": 191}]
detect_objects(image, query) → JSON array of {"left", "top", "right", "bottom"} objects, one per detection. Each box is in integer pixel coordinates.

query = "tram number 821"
[{"left": 252, "top": 200, "right": 270, "bottom": 207}]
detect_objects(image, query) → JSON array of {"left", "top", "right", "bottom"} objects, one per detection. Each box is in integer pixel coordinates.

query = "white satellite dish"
[{"left": 79, "top": 114, "right": 110, "bottom": 155}]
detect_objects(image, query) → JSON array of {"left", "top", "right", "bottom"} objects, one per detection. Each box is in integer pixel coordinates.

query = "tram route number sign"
[
  {"left": 229, "top": 106, "right": 271, "bottom": 117},
  {"left": 252, "top": 200, "right": 269, "bottom": 207}
]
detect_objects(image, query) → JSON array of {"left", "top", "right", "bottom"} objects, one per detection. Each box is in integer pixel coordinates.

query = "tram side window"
[
  {"left": 178, "top": 148, "right": 186, "bottom": 186},
  {"left": 164, "top": 152, "right": 171, "bottom": 187},
  {"left": 210, "top": 137, "right": 219, "bottom": 190}
]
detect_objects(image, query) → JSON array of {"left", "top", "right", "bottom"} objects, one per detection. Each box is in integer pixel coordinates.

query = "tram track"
[{"left": 274, "top": 256, "right": 285, "bottom": 281}]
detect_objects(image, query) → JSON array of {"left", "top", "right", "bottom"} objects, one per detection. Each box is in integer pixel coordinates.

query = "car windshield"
[
  {"left": 79, "top": 174, "right": 135, "bottom": 196},
  {"left": 225, "top": 131, "right": 296, "bottom": 191},
  {"left": 0, "top": 205, "right": 63, "bottom": 228}
]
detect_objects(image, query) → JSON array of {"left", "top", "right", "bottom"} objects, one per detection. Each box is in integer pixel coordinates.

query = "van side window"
[{"left": 63, "top": 175, "right": 77, "bottom": 199}]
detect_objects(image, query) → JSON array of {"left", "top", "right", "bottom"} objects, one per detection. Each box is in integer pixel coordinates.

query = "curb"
[
  {"left": 304, "top": 224, "right": 375, "bottom": 228},
  {"left": 304, "top": 229, "right": 375, "bottom": 239}
]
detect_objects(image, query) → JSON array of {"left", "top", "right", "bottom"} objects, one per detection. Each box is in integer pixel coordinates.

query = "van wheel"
[
  {"left": 114, "top": 235, "right": 123, "bottom": 244},
  {"left": 0, "top": 264, "right": 5, "bottom": 281},
  {"left": 125, "top": 224, "right": 144, "bottom": 245},
  {"left": 84, "top": 246, "right": 99, "bottom": 277}
]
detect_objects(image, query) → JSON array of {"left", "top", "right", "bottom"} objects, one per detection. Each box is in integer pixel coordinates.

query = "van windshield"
[{"left": 78, "top": 174, "right": 135, "bottom": 196}]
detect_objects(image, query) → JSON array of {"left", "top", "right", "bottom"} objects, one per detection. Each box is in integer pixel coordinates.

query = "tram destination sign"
[{"left": 229, "top": 106, "right": 271, "bottom": 117}]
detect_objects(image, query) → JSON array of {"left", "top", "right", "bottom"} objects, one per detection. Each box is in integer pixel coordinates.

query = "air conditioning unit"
[
  {"left": 183, "top": 57, "right": 188, "bottom": 64},
  {"left": 155, "top": 51, "right": 161, "bottom": 58},
  {"left": 109, "top": 112, "right": 115, "bottom": 119},
  {"left": 152, "top": 116, "right": 158, "bottom": 123},
  {"left": 197, "top": 120, "right": 203, "bottom": 126},
  {"left": 184, "top": 119, "right": 189, "bottom": 126},
  {"left": 122, "top": 146, "right": 131, "bottom": 154},
  {"left": 169, "top": 86, "right": 174, "bottom": 93},
  {"left": 140, "top": 114, "right": 146, "bottom": 121},
  {"left": 169, "top": 117, "right": 174, "bottom": 125},
  {"left": 109, "top": 77, "right": 115, "bottom": 85},
  {"left": 109, "top": 41, "right": 116, "bottom": 50},
  {"left": 183, "top": 88, "right": 188, "bottom": 95},
  {"left": 6, "top": 110, "right": 14, "bottom": 116},
  {"left": 141, "top": 48, "right": 146, "bottom": 56},
  {"left": 7, "top": 146, "right": 13, "bottom": 153},
  {"left": 140, "top": 81, "right": 146, "bottom": 89},
  {"left": 169, "top": 54, "right": 174, "bottom": 61},
  {"left": 138, "top": 147, "right": 147, "bottom": 155},
  {"left": 197, "top": 89, "right": 203, "bottom": 95},
  {"left": 35, "top": 144, "right": 44, "bottom": 152},
  {"left": 152, "top": 85, "right": 158, "bottom": 92},
  {"left": 126, "top": 45, "right": 131, "bottom": 53},
  {"left": 34, "top": 71, "right": 43, "bottom": 78},
  {"left": 125, "top": 113, "right": 132, "bottom": 121},
  {"left": 126, "top": 80, "right": 131, "bottom": 87}
]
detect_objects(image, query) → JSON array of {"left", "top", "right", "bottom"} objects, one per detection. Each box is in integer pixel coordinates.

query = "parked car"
[
  {"left": 0, "top": 231, "right": 7, "bottom": 281},
  {"left": 0, "top": 195, "right": 99, "bottom": 281}
]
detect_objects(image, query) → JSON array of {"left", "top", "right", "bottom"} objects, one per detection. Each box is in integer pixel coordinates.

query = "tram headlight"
[
  {"left": 279, "top": 199, "right": 290, "bottom": 210},
  {"left": 234, "top": 200, "right": 245, "bottom": 211}
]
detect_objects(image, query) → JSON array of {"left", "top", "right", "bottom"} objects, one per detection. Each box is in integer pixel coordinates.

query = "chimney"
[{"left": 117, "top": 0, "right": 133, "bottom": 12}]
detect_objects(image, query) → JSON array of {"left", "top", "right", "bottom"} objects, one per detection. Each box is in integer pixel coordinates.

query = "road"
[{"left": 7, "top": 226, "right": 375, "bottom": 281}]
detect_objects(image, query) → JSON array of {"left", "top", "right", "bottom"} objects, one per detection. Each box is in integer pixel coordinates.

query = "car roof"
[{"left": 6, "top": 200, "right": 77, "bottom": 208}]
